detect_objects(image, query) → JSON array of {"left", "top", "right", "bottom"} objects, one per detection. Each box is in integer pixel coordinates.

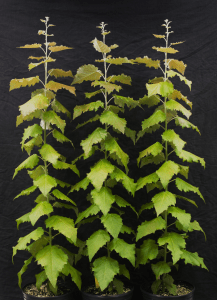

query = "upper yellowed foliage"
[
  {"left": 98, "top": 57, "right": 133, "bottom": 65},
  {"left": 152, "top": 47, "right": 179, "bottom": 54},
  {"left": 48, "top": 42, "right": 57, "bottom": 46},
  {"left": 28, "top": 56, "right": 45, "bottom": 61},
  {"left": 10, "top": 76, "right": 40, "bottom": 91},
  {"left": 38, "top": 30, "right": 46, "bottom": 35},
  {"left": 170, "top": 90, "right": 192, "bottom": 109},
  {"left": 46, "top": 81, "right": 76, "bottom": 95},
  {"left": 109, "top": 44, "right": 119, "bottom": 50},
  {"left": 19, "top": 43, "right": 42, "bottom": 49},
  {"left": 133, "top": 56, "right": 160, "bottom": 69},
  {"left": 48, "top": 45, "right": 73, "bottom": 52},
  {"left": 92, "top": 38, "right": 111, "bottom": 54},
  {"left": 153, "top": 34, "right": 165, "bottom": 39},
  {"left": 167, "top": 59, "right": 187, "bottom": 75},
  {"left": 28, "top": 58, "right": 56, "bottom": 71},
  {"left": 48, "top": 69, "right": 73, "bottom": 78},
  {"left": 171, "top": 41, "right": 185, "bottom": 46}
]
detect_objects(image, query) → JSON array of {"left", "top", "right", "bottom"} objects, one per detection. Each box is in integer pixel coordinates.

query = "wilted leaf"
[
  {"left": 175, "top": 117, "right": 200, "bottom": 134},
  {"left": 114, "top": 95, "right": 138, "bottom": 109},
  {"left": 170, "top": 89, "right": 192, "bottom": 109},
  {"left": 43, "top": 110, "right": 66, "bottom": 133},
  {"left": 166, "top": 99, "right": 191, "bottom": 119},
  {"left": 92, "top": 81, "right": 122, "bottom": 94},
  {"left": 167, "top": 59, "right": 186, "bottom": 75},
  {"left": 100, "top": 110, "right": 126, "bottom": 134},
  {"left": 162, "top": 129, "right": 186, "bottom": 152},
  {"left": 19, "top": 43, "right": 42, "bottom": 48},
  {"left": 108, "top": 74, "right": 132, "bottom": 85},
  {"left": 146, "top": 81, "right": 174, "bottom": 98},
  {"left": 14, "top": 185, "right": 37, "bottom": 199},
  {"left": 175, "top": 149, "right": 205, "bottom": 168},
  {"left": 175, "top": 177, "right": 204, "bottom": 201}
]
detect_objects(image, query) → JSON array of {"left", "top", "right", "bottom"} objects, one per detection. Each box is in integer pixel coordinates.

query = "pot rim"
[
  {"left": 81, "top": 286, "right": 134, "bottom": 298},
  {"left": 140, "top": 280, "right": 195, "bottom": 298}
]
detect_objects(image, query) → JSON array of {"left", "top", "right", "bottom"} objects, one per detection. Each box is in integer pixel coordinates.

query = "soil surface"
[
  {"left": 23, "top": 282, "right": 71, "bottom": 297},
  {"left": 84, "top": 285, "right": 132, "bottom": 296},
  {"left": 157, "top": 282, "right": 193, "bottom": 296}
]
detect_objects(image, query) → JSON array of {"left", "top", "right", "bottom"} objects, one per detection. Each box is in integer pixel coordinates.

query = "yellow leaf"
[
  {"left": 133, "top": 56, "right": 160, "bottom": 69},
  {"left": 92, "top": 38, "right": 111, "bottom": 53},
  {"left": 28, "top": 58, "right": 56, "bottom": 71},
  {"left": 167, "top": 59, "right": 186, "bottom": 75},
  {"left": 10, "top": 76, "right": 40, "bottom": 91},
  {"left": 95, "top": 277, "right": 100, "bottom": 288},
  {"left": 152, "top": 46, "right": 179, "bottom": 54},
  {"left": 19, "top": 43, "right": 42, "bottom": 49},
  {"left": 109, "top": 44, "right": 119, "bottom": 50},
  {"left": 38, "top": 30, "right": 45, "bottom": 35},
  {"left": 28, "top": 56, "right": 44, "bottom": 61},
  {"left": 48, "top": 69, "right": 73, "bottom": 78},
  {"left": 169, "top": 90, "right": 192, "bottom": 109},
  {"left": 171, "top": 41, "right": 185, "bottom": 46},
  {"left": 48, "top": 45, "right": 73, "bottom": 52},
  {"left": 46, "top": 81, "right": 76, "bottom": 95},
  {"left": 153, "top": 34, "right": 165, "bottom": 39},
  {"left": 48, "top": 42, "right": 56, "bottom": 46}
]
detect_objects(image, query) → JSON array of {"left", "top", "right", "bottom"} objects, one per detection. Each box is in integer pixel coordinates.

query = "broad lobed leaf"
[
  {"left": 91, "top": 187, "right": 115, "bottom": 215},
  {"left": 19, "top": 94, "right": 50, "bottom": 117},
  {"left": 29, "top": 201, "right": 53, "bottom": 226},
  {"left": 109, "top": 238, "right": 135, "bottom": 266},
  {"left": 152, "top": 191, "right": 176, "bottom": 216},
  {"left": 13, "top": 154, "right": 39, "bottom": 178},
  {"left": 137, "top": 217, "right": 166, "bottom": 241},
  {"left": 72, "top": 64, "right": 103, "bottom": 84},
  {"left": 86, "top": 230, "right": 110, "bottom": 261}
]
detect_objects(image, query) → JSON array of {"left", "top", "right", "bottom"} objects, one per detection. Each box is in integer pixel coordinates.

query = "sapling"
[
  {"left": 10, "top": 17, "right": 81, "bottom": 295},
  {"left": 134, "top": 19, "right": 207, "bottom": 295},
  {"left": 70, "top": 22, "right": 138, "bottom": 294}
]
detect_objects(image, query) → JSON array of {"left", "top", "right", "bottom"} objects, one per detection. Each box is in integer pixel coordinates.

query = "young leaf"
[
  {"left": 19, "top": 94, "right": 50, "bottom": 117},
  {"left": 158, "top": 232, "right": 186, "bottom": 264},
  {"left": 73, "top": 101, "right": 104, "bottom": 119},
  {"left": 136, "top": 239, "right": 158, "bottom": 267},
  {"left": 167, "top": 70, "right": 192, "bottom": 90},
  {"left": 39, "top": 143, "right": 61, "bottom": 164},
  {"left": 152, "top": 191, "right": 176, "bottom": 216},
  {"left": 92, "top": 256, "right": 119, "bottom": 290},
  {"left": 136, "top": 172, "right": 159, "bottom": 191},
  {"left": 101, "top": 214, "right": 123, "bottom": 238},
  {"left": 108, "top": 74, "right": 132, "bottom": 85},
  {"left": 100, "top": 110, "right": 126, "bottom": 134},
  {"left": 29, "top": 202, "right": 53, "bottom": 226},
  {"left": 33, "top": 174, "right": 57, "bottom": 196},
  {"left": 138, "top": 142, "right": 164, "bottom": 165},
  {"left": 91, "top": 187, "right": 115, "bottom": 215},
  {"left": 45, "top": 81, "right": 76, "bottom": 95},
  {"left": 62, "top": 263, "right": 82, "bottom": 290},
  {"left": 166, "top": 99, "right": 191, "bottom": 119},
  {"left": 152, "top": 46, "right": 179, "bottom": 54},
  {"left": 18, "top": 257, "right": 33, "bottom": 288},
  {"left": 109, "top": 238, "right": 135, "bottom": 266},
  {"left": 10, "top": 76, "right": 40, "bottom": 91},
  {"left": 156, "top": 160, "right": 180, "bottom": 188},
  {"left": 100, "top": 57, "right": 133, "bottom": 65},
  {"left": 167, "top": 59, "right": 187, "bottom": 75},
  {"left": 175, "top": 149, "right": 205, "bottom": 168},
  {"left": 175, "top": 116, "right": 200, "bottom": 134},
  {"left": 175, "top": 177, "right": 204, "bottom": 201},
  {"left": 162, "top": 129, "right": 186, "bottom": 152},
  {"left": 110, "top": 167, "right": 136, "bottom": 196},
  {"left": 75, "top": 204, "right": 100, "bottom": 224},
  {"left": 136, "top": 217, "right": 166, "bottom": 241},
  {"left": 142, "top": 110, "right": 166, "bottom": 131},
  {"left": 181, "top": 250, "right": 208, "bottom": 270},
  {"left": 16, "top": 212, "right": 31, "bottom": 229},
  {"left": 114, "top": 95, "right": 139, "bottom": 110},
  {"left": 13, "top": 154, "right": 39, "bottom": 178},
  {"left": 72, "top": 64, "right": 103, "bottom": 84},
  {"left": 151, "top": 261, "right": 171, "bottom": 279},
  {"left": 146, "top": 81, "right": 174, "bottom": 98},
  {"left": 43, "top": 110, "right": 66, "bottom": 133},
  {"left": 92, "top": 38, "right": 111, "bottom": 53},
  {"left": 92, "top": 81, "right": 122, "bottom": 94},
  {"left": 19, "top": 43, "right": 42, "bottom": 48},
  {"left": 48, "top": 45, "right": 73, "bottom": 52},
  {"left": 133, "top": 56, "right": 160, "bottom": 69},
  {"left": 168, "top": 206, "right": 191, "bottom": 231},
  {"left": 138, "top": 94, "right": 161, "bottom": 107},
  {"left": 14, "top": 185, "right": 37, "bottom": 199},
  {"left": 52, "top": 189, "right": 76, "bottom": 205},
  {"left": 81, "top": 127, "right": 108, "bottom": 157},
  {"left": 48, "top": 69, "right": 73, "bottom": 78},
  {"left": 86, "top": 230, "right": 110, "bottom": 261}
]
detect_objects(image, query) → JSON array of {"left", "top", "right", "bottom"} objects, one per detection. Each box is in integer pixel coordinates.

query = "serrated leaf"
[
  {"left": 62, "top": 263, "right": 82, "bottom": 290},
  {"left": 158, "top": 232, "right": 186, "bottom": 264},
  {"left": 28, "top": 58, "right": 56, "bottom": 71},
  {"left": 48, "top": 69, "right": 73, "bottom": 78},
  {"left": 175, "top": 178, "right": 204, "bottom": 201},
  {"left": 33, "top": 174, "right": 57, "bottom": 196},
  {"left": 13, "top": 227, "right": 44, "bottom": 257},
  {"left": 48, "top": 45, "right": 73, "bottom": 52},
  {"left": 27, "top": 236, "right": 49, "bottom": 257},
  {"left": 108, "top": 74, "right": 132, "bottom": 85},
  {"left": 138, "top": 203, "right": 154, "bottom": 215},
  {"left": 55, "top": 178, "right": 71, "bottom": 188},
  {"left": 92, "top": 81, "right": 122, "bottom": 94},
  {"left": 162, "top": 274, "right": 177, "bottom": 295},
  {"left": 36, "top": 245, "right": 68, "bottom": 288},
  {"left": 175, "top": 194, "right": 198, "bottom": 207},
  {"left": 85, "top": 90, "right": 102, "bottom": 99},
  {"left": 110, "top": 167, "right": 136, "bottom": 196},
  {"left": 188, "top": 220, "right": 206, "bottom": 237},
  {"left": 167, "top": 59, "right": 186, "bottom": 75},
  {"left": 13, "top": 154, "right": 39, "bottom": 178},
  {"left": 167, "top": 70, "right": 192, "bottom": 90},
  {"left": 72, "top": 64, "right": 103, "bottom": 84},
  {"left": 114, "top": 95, "right": 139, "bottom": 110},
  {"left": 101, "top": 214, "right": 123, "bottom": 238},
  {"left": 109, "top": 238, "right": 135, "bottom": 266},
  {"left": 29, "top": 202, "right": 53, "bottom": 226},
  {"left": 119, "top": 264, "right": 130, "bottom": 280},
  {"left": 19, "top": 43, "right": 42, "bottom": 48},
  {"left": 156, "top": 160, "right": 180, "bottom": 188},
  {"left": 175, "top": 117, "right": 200, "bottom": 134},
  {"left": 153, "top": 34, "right": 165, "bottom": 39},
  {"left": 136, "top": 239, "right": 158, "bottom": 267},
  {"left": 166, "top": 99, "right": 191, "bottom": 119},
  {"left": 73, "top": 101, "right": 104, "bottom": 119},
  {"left": 140, "top": 153, "right": 165, "bottom": 168},
  {"left": 92, "top": 38, "right": 111, "bottom": 53},
  {"left": 21, "top": 124, "right": 43, "bottom": 150},
  {"left": 142, "top": 110, "right": 166, "bottom": 131},
  {"left": 43, "top": 110, "right": 66, "bottom": 133},
  {"left": 18, "top": 257, "right": 33, "bottom": 288},
  {"left": 138, "top": 142, "right": 163, "bottom": 165},
  {"left": 35, "top": 271, "right": 47, "bottom": 290},
  {"left": 124, "top": 127, "right": 136, "bottom": 144},
  {"left": 100, "top": 110, "right": 126, "bottom": 134},
  {"left": 162, "top": 129, "right": 186, "bottom": 152},
  {"left": 28, "top": 56, "right": 44, "bottom": 61},
  {"left": 23, "top": 136, "right": 43, "bottom": 155},
  {"left": 115, "top": 195, "right": 137, "bottom": 215},
  {"left": 120, "top": 225, "right": 135, "bottom": 235},
  {"left": 153, "top": 46, "right": 178, "bottom": 54},
  {"left": 46, "top": 80, "right": 76, "bottom": 95},
  {"left": 87, "top": 230, "right": 110, "bottom": 261},
  {"left": 91, "top": 187, "right": 115, "bottom": 215},
  {"left": 81, "top": 127, "right": 108, "bottom": 157},
  {"left": 175, "top": 149, "right": 205, "bottom": 168},
  {"left": 151, "top": 261, "right": 171, "bottom": 279},
  {"left": 51, "top": 100, "right": 71, "bottom": 119},
  {"left": 14, "top": 185, "right": 37, "bottom": 199},
  {"left": 136, "top": 172, "right": 159, "bottom": 191},
  {"left": 147, "top": 182, "right": 163, "bottom": 193},
  {"left": 32, "top": 88, "right": 55, "bottom": 101},
  {"left": 133, "top": 56, "right": 160, "bottom": 69},
  {"left": 53, "top": 160, "right": 79, "bottom": 176},
  {"left": 19, "top": 94, "right": 50, "bottom": 117},
  {"left": 136, "top": 217, "right": 166, "bottom": 241},
  {"left": 168, "top": 206, "right": 191, "bottom": 231},
  {"left": 146, "top": 81, "right": 174, "bottom": 98},
  {"left": 69, "top": 177, "right": 90, "bottom": 193},
  {"left": 39, "top": 144, "right": 60, "bottom": 165},
  {"left": 152, "top": 191, "right": 176, "bottom": 216},
  {"left": 10, "top": 76, "right": 40, "bottom": 91},
  {"left": 52, "top": 189, "right": 76, "bottom": 205},
  {"left": 181, "top": 250, "right": 208, "bottom": 270},
  {"left": 99, "top": 57, "right": 134, "bottom": 65},
  {"left": 28, "top": 165, "right": 45, "bottom": 181},
  {"left": 46, "top": 216, "right": 77, "bottom": 243},
  {"left": 16, "top": 212, "right": 30, "bottom": 229},
  {"left": 76, "top": 114, "right": 100, "bottom": 129},
  {"left": 138, "top": 94, "right": 161, "bottom": 107},
  {"left": 52, "top": 129, "right": 73, "bottom": 146},
  {"left": 177, "top": 164, "right": 189, "bottom": 179},
  {"left": 76, "top": 204, "right": 100, "bottom": 224}
]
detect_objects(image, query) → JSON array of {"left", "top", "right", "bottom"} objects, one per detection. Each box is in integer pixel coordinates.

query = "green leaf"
[
  {"left": 18, "top": 257, "right": 33, "bottom": 288},
  {"left": 188, "top": 220, "right": 206, "bottom": 239},
  {"left": 175, "top": 116, "right": 200, "bottom": 134},
  {"left": 138, "top": 203, "right": 154, "bottom": 215},
  {"left": 29, "top": 202, "right": 53, "bottom": 226},
  {"left": 19, "top": 94, "right": 50, "bottom": 117},
  {"left": 23, "top": 136, "right": 43, "bottom": 155},
  {"left": 21, "top": 124, "right": 43, "bottom": 150},
  {"left": 113, "top": 278, "right": 124, "bottom": 294},
  {"left": 46, "top": 216, "right": 77, "bottom": 243},
  {"left": 85, "top": 90, "right": 101, "bottom": 99},
  {"left": 175, "top": 149, "right": 205, "bottom": 168},
  {"left": 146, "top": 81, "right": 174, "bottom": 98},
  {"left": 13, "top": 154, "right": 39, "bottom": 178},
  {"left": 162, "top": 129, "right": 186, "bottom": 152},
  {"left": 52, "top": 189, "right": 76, "bottom": 205},
  {"left": 76, "top": 115, "right": 100, "bottom": 130},
  {"left": 72, "top": 64, "right": 103, "bottom": 84},
  {"left": 39, "top": 144, "right": 61, "bottom": 165},
  {"left": 62, "top": 263, "right": 82, "bottom": 290},
  {"left": 92, "top": 81, "right": 122, "bottom": 94},
  {"left": 168, "top": 207, "right": 191, "bottom": 231},
  {"left": 114, "top": 95, "right": 138, "bottom": 110},
  {"left": 14, "top": 185, "right": 37, "bottom": 199},
  {"left": 115, "top": 195, "right": 137, "bottom": 215},
  {"left": 36, "top": 245, "right": 68, "bottom": 288},
  {"left": 151, "top": 280, "right": 161, "bottom": 295},
  {"left": 45, "top": 80, "right": 76, "bottom": 95},
  {"left": 92, "top": 38, "right": 111, "bottom": 53},
  {"left": 175, "top": 194, "right": 198, "bottom": 207},
  {"left": 91, "top": 187, "right": 115, "bottom": 215},
  {"left": 87, "top": 159, "right": 115, "bottom": 191},
  {"left": 140, "top": 153, "right": 165, "bottom": 168},
  {"left": 136, "top": 172, "right": 159, "bottom": 191},
  {"left": 55, "top": 178, "right": 71, "bottom": 188},
  {"left": 43, "top": 110, "right": 66, "bottom": 133},
  {"left": 158, "top": 232, "right": 186, "bottom": 264},
  {"left": 52, "top": 129, "right": 73, "bottom": 146},
  {"left": 48, "top": 69, "right": 73, "bottom": 78},
  {"left": 13, "top": 227, "right": 44, "bottom": 257},
  {"left": 152, "top": 191, "right": 176, "bottom": 216},
  {"left": 156, "top": 160, "right": 180, "bottom": 188},
  {"left": 166, "top": 99, "right": 191, "bottom": 119},
  {"left": 101, "top": 214, "right": 123, "bottom": 238},
  {"left": 133, "top": 56, "right": 160, "bottom": 68},
  {"left": 136, "top": 239, "right": 158, "bottom": 267},
  {"left": 142, "top": 110, "right": 166, "bottom": 131},
  {"left": 124, "top": 127, "right": 136, "bottom": 144},
  {"left": 110, "top": 167, "right": 136, "bottom": 196},
  {"left": 175, "top": 178, "right": 204, "bottom": 201},
  {"left": 51, "top": 99, "right": 71, "bottom": 119},
  {"left": 53, "top": 160, "right": 80, "bottom": 176},
  {"left": 87, "top": 230, "right": 110, "bottom": 261},
  {"left": 120, "top": 225, "right": 135, "bottom": 235},
  {"left": 177, "top": 164, "right": 189, "bottom": 179},
  {"left": 138, "top": 142, "right": 163, "bottom": 165},
  {"left": 73, "top": 101, "right": 104, "bottom": 119},
  {"left": 33, "top": 174, "right": 57, "bottom": 196},
  {"left": 162, "top": 274, "right": 177, "bottom": 295},
  {"left": 151, "top": 261, "right": 171, "bottom": 279},
  {"left": 81, "top": 127, "right": 108, "bottom": 157},
  {"left": 69, "top": 177, "right": 90, "bottom": 193},
  {"left": 27, "top": 236, "right": 49, "bottom": 257},
  {"left": 109, "top": 238, "right": 135, "bottom": 266},
  {"left": 167, "top": 70, "right": 192, "bottom": 90},
  {"left": 35, "top": 271, "right": 47, "bottom": 290},
  {"left": 181, "top": 250, "right": 208, "bottom": 270},
  {"left": 93, "top": 257, "right": 119, "bottom": 290},
  {"left": 75, "top": 204, "right": 100, "bottom": 224},
  {"left": 10, "top": 76, "right": 40, "bottom": 91},
  {"left": 169, "top": 89, "right": 192, "bottom": 108},
  {"left": 108, "top": 74, "right": 132, "bottom": 85},
  {"left": 16, "top": 212, "right": 31, "bottom": 229},
  {"left": 100, "top": 110, "right": 126, "bottom": 134},
  {"left": 136, "top": 217, "right": 166, "bottom": 241}
]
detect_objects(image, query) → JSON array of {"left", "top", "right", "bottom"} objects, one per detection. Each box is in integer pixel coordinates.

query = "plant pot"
[
  {"left": 22, "top": 283, "right": 73, "bottom": 300},
  {"left": 81, "top": 287, "right": 134, "bottom": 300},
  {"left": 140, "top": 281, "right": 195, "bottom": 300}
]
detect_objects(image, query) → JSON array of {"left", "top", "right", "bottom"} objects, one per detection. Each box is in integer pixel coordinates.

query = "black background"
[{"left": 1, "top": 0, "right": 217, "bottom": 299}]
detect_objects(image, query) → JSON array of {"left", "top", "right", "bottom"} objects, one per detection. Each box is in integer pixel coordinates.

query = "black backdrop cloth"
[{"left": 1, "top": 0, "right": 217, "bottom": 299}]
